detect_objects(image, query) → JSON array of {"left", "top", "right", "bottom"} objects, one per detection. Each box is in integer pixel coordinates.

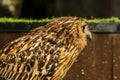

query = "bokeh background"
[{"left": 0, "top": 0, "right": 120, "bottom": 19}]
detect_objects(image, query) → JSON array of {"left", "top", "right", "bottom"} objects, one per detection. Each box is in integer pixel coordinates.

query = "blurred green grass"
[{"left": 0, "top": 17, "right": 120, "bottom": 23}]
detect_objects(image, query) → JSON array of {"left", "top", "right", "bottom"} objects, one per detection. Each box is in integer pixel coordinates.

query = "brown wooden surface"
[
  {"left": 0, "top": 32, "right": 120, "bottom": 80},
  {"left": 113, "top": 34, "right": 120, "bottom": 80},
  {"left": 0, "top": 32, "right": 26, "bottom": 48}
]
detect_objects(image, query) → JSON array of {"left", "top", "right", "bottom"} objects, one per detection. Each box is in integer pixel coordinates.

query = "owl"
[{"left": 0, "top": 17, "right": 92, "bottom": 80}]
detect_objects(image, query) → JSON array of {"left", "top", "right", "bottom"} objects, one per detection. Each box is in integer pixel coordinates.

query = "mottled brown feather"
[{"left": 0, "top": 17, "right": 91, "bottom": 80}]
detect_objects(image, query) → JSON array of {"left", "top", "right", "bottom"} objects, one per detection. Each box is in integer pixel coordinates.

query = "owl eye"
[{"left": 82, "top": 24, "right": 87, "bottom": 32}]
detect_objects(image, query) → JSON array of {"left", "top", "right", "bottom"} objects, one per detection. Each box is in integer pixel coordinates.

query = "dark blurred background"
[{"left": 0, "top": 0, "right": 120, "bottom": 19}]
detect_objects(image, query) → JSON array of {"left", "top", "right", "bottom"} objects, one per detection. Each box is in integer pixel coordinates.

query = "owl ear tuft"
[{"left": 62, "top": 22, "right": 73, "bottom": 29}]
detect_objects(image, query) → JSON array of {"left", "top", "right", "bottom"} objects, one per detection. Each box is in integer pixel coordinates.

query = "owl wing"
[
  {"left": 0, "top": 26, "right": 44, "bottom": 59},
  {"left": 0, "top": 27, "right": 60, "bottom": 80}
]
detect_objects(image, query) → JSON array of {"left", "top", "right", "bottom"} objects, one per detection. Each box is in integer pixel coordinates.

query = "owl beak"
[
  {"left": 83, "top": 25, "right": 92, "bottom": 41},
  {"left": 86, "top": 32, "right": 92, "bottom": 41}
]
